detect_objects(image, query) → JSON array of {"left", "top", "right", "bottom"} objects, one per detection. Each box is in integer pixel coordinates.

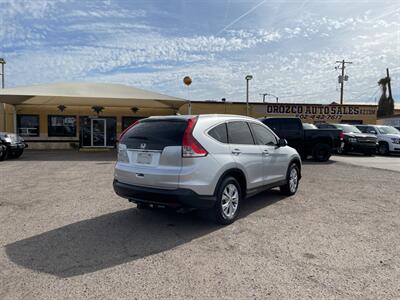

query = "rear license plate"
[{"left": 137, "top": 152, "right": 153, "bottom": 164}]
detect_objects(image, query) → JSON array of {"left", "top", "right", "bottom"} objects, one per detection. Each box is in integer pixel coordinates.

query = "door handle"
[
  {"left": 262, "top": 149, "right": 270, "bottom": 155},
  {"left": 232, "top": 148, "right": 241, "bottom": 155}
]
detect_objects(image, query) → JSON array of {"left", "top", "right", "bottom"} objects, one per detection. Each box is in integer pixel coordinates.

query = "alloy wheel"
[
  {"left": 221, "top": 184, "right": 239, "bottom": 219},
  {"left": 289, "top": 168, "right": 298, "bottom": 193}
]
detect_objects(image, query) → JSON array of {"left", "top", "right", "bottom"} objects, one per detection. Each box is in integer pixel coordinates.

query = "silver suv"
[{"left": 113, "top": 115, "right": 301, "bottom": 224}]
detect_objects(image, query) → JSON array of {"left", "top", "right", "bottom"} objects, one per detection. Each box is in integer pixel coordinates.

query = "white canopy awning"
[{"left": 0, "top": 82, "right": 187, "bottom": 109}]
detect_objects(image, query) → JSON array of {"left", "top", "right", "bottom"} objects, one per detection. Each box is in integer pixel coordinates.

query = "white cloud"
[{"left": 1, "top": 0, "right": 400, "bottom": 103}]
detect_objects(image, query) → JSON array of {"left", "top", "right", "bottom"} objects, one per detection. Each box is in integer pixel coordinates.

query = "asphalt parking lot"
[{"left": 1, "top": 150, "right": 400, "bottom": 299}]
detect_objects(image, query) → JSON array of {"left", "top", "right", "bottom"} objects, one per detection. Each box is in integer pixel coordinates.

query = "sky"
[{"left": 1, "top": 0, "right": 400, "bottom": 104}]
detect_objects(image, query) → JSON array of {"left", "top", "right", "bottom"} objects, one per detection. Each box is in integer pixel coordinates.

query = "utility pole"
[{"left": 336, "top": 59, "right": 352, "bottom": 104}]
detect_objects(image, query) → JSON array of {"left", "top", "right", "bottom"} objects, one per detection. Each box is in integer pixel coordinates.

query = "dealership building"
[
  {"left": 0, "top": 82, "right": 185, "bottom": 149},
  {"left": 0, "top": 82, "right": 382, "bottom": 149}
]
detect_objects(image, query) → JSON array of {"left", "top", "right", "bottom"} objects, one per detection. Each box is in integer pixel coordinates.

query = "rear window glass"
[
  {"left": 227, "top": 121, "right": 254, "bottom": 145},
  {"left": 121, "top": 120, "right": 187, "bottom": 150},
  {"left": 262, "top": 119, "right": 280, "bottom": 134},
  {"left": 208, "top": 123, "right": 228, "bottom": 143},
  {"left": 281, "top": 119, "right": 300, "bottom": 130}
]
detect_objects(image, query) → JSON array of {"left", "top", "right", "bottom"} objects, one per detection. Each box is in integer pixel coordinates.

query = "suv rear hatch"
[{"left": 116, "top": 118, "right": 187, "bottom": 189}]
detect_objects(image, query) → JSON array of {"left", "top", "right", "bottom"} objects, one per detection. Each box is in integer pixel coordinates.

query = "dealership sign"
[{"left": 263, "top": 103, "right": 377, "bottom": 121}]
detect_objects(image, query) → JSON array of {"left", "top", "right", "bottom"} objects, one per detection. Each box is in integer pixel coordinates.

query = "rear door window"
[
  {"left": 208, "top": 123, "right": 228, "bottom": 143},
  {"left": 121, "top": 120, "right": 187, "bottom": 150},
  {"left": 227, "top": 121, "right": 255, "bottom": 145},
  {"left": 250, "top": 123, "right": 277, "bottom": 146}
]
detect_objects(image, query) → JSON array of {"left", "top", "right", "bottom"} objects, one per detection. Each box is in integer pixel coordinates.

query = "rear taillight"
[
  {"left": 117, "top": 143, "right": 129, "bottom": 163},
  {"left": 182, "top": 117, "right": 208, "bottom": 157},
  {"left": 118, "top": 120, "right": 140, "bottom": 141},
  {"left": 339, "top": 131, "right": 344, "bottom": 140}
]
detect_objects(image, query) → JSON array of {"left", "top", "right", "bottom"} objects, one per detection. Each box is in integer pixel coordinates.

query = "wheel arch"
[
  {"left": 379, "top": 140, "right": 389, "bottom": 146},
  {"left": 214, "top": 168, "right": 247, "bottom": 198},
  {"left": 289, "top": 157, "right": 302, "bottom": 179}
]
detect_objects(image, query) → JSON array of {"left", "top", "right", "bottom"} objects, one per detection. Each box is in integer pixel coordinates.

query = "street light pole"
[
  {"left": 245, "top": 75, "right": 253, "bottom": 116},
  {"left": 260, "top": 93, "right": 268, "bottom": 103},
  {"left": 260, "top": 92, "right": 279, "bottom": 103},
  {"left": 0, "top": 58, "right": 5, "bottom": 89},
  {"left": 0, "top": 58, "right": 6, "bottom": 131}
]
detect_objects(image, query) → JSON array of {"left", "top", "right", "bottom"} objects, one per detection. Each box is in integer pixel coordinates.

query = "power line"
[
  {"left": 348, "top": 84, "right": 378, "bottom": 98},
  {"left": 347, "top": 87, "right": 380, "bottom": 103}
]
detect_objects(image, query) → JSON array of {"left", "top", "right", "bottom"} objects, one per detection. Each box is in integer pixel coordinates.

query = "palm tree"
[{"left": 377, "top": 76, "right": 394, "bottom": 118}]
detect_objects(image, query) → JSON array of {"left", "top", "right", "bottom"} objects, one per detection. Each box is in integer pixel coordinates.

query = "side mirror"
[{"left": 278, "top": 138, "right": 288, "bottom": 147}]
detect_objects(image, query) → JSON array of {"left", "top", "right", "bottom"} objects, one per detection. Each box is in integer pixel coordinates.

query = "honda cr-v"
[{"left": 113, "top": 115, "right": 301, "bottom": 224}]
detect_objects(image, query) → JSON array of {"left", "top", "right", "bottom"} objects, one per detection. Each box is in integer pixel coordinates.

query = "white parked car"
[{"left": 356, "top": 125, "right": 400, "bottom": 155}]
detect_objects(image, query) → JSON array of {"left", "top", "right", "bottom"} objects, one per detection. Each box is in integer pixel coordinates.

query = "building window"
[
  {"left": 17, "top": 114, "right": 40, "bottom": 137},
  {"left": 122, "top": 116, "right": 144, "bottom": 130},
  {"left": 48, "top": 115, "right": 77, "bottom": 137}
]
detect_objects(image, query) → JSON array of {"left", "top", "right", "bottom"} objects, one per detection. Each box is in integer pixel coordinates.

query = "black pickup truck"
[{"left": 259, "top": 117, "right": 342, "bottom": 161}]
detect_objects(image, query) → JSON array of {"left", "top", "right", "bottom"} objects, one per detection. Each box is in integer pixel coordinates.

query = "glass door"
[{"left": 91, "top": 119, "right": 106, "bottom": 147}]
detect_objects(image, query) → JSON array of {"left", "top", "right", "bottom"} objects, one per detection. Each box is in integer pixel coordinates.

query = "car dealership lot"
[{"left": 1, "top": 150, "right": 400, "bottom": 299}]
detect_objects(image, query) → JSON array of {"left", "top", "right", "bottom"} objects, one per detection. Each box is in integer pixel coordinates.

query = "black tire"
[
  {"left": 9, "top": 149, "right": 24, "bottom": 159},
  {"left": 212, "top": 176, "right": 241, "bottom": 225},
  {"left": 312, "top": 143, "right": 331, "bottom": 162},
  {"left": 0, "top": 146, "right": 8, "bottom": 161},
  {"left": 378, "top": 142, "right": 389, "bottom": 156},
  {"left": 280, "top": 163, "right": 300, "bottom": 196}
]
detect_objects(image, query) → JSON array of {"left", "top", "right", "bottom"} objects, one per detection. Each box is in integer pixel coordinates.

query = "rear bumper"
[{"left": 113, "top": 180, "right": 216, "bottom": 209}]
